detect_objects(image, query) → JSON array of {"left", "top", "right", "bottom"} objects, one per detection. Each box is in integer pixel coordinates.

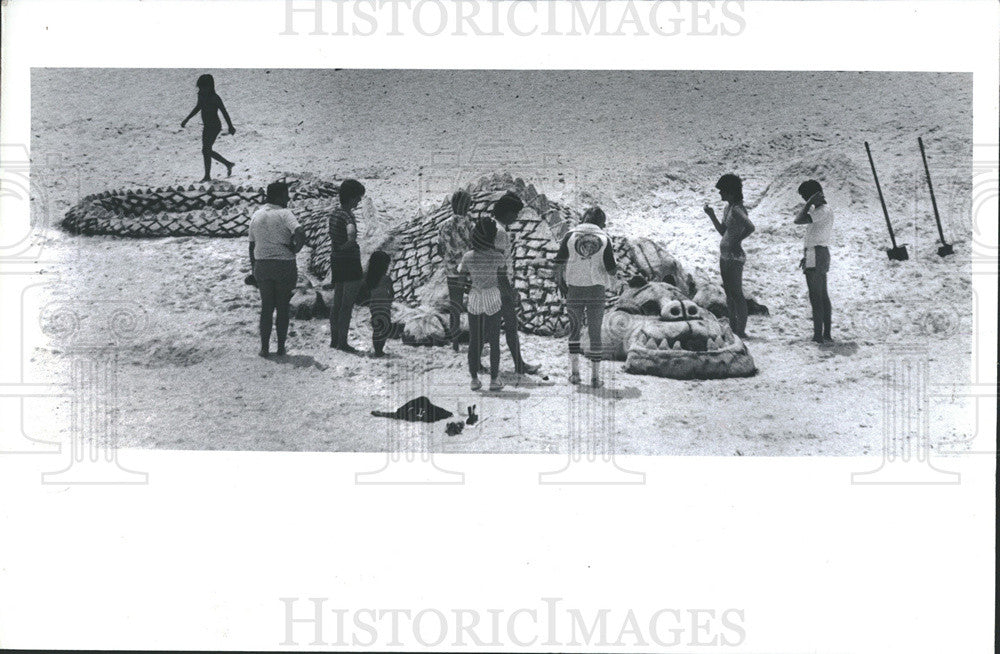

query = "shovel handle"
[
  {"left": 865, "top": 141, "right": 898, "bottom": 247},
  {"left": 918, "top": 137, "right": 948, "bottom": 246}
]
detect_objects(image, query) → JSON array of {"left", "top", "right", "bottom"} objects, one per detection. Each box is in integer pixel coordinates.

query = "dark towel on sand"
[{"left": 371, "top": 396, "right": 453, "bottom": 423}]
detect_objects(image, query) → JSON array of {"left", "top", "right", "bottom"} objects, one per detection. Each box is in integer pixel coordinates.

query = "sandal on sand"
[
  {"left": 470, "top": 378, "right": 482, "bottom": 391},
  {"left": 591, "top": 378, "right": 604, "bottom": 389},
  {"left": 569, "top": 372, "right": 581, "bottom": 385},
  {"left": 489, "top": 378, "right": 505, "bottom": 392}
]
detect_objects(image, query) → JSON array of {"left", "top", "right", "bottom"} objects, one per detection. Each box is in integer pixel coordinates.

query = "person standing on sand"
[
  {"left": 489, "top": 192, "right": 541, "bottom": 377},
  {"left": 704, "top": 174, "right": 755, "bottom": 339},
  {"left": 438, "top": 190, "right": 475, "bottom": 352},
  {"left": 458, "top": 218, "right": 507, "bottom": 392},
  {"left": 180, "top": 74, "right": 236, "bottom": 182},
  {"left": 328, "top": 179, "right": 366, "bottom": 352},
  {"left": 794, "top": 180, "right": 835, "bottom": 344},
  {"left": 356, "top": 250, "right": 395, "bottom": 358},
  {"left": 553, "top": 207, "right": 618, "bottom": 388},
  {"left": 248, "top": 182, "right": 306, "bottom": 357}
]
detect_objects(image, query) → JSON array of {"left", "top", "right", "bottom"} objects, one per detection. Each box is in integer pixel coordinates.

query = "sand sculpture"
[
  {"left": 62, "top": 172, "right": 759, "bottom": 378},
  {"left": 603, "top": 279, "right": 756, "bottom": 379}
]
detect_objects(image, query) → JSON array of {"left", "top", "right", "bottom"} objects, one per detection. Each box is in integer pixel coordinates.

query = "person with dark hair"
[
  {"left": 356, "top": 250, "right": 394, "bottom": 357},
  {"left": 553, "top": 206, "right": 617, "bottom": 387},
  {"left": 458, "top": 218, "right": 507, "bottom": 391},
  {"left": 181, "top": 74, "right": 236, "bottom": 182},
  {"left": 703, "top": 173, "right": 755, "bottom": 338},
  {"left": 248, "top": 182, "right": 306, "bottom": 357},
  {"left": 328, "top": 179, "right": 367, "bottom": 352},
  {"left": 438, "top": 190, "right": 475, "bottom": 351},
  {"left": 794, "top": 180, "right": 835, "bottom": 343},
  {"left": 489, "top": 191, "right": 540, "bottom": 376}
]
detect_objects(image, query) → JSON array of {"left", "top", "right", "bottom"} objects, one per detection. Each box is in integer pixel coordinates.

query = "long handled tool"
[
  {"left": 865, "top": 141, "right": 909, "bottom": 261},
  {"left": 918, "top": 137, "right": 954, "bottom": 257}
]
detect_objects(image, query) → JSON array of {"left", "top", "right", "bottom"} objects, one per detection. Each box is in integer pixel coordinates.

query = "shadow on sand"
[
  {"left": 576, "top": 385, "right": 642, "bottom": 400},
  {"left": 818, "top": 341, "right": 860, "bottom": 357},
  {"left": 508, "top": 375, "right": 559, "bottom": 389},
  {"left": 270, "top": 354, "right": 330, "bottom": 371},
  {"left": 477, "top": 387, "right": 531, "bottom": 400}
]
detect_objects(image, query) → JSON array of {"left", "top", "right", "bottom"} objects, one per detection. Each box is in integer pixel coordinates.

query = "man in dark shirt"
[{"left": 328, "top": 179, "right": 366, "bottom": 352}]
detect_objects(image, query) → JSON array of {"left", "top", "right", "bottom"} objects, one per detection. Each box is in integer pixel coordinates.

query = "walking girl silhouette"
[{"left": 181, "top": 74, "right": 236, "bottom": 182}]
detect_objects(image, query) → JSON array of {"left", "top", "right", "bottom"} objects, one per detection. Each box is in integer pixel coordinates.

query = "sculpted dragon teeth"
[
  {"left": 636, "top": 331, "right": 724, "bottom": 353},
  {"left": 633, "top": 332, "right": 737, "bottom": 353}
]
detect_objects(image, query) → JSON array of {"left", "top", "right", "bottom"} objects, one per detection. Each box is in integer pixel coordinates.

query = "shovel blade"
[
  {"left": 937, "top": 244, "right": 955, "bottom": 257},
  {"left": 887, "top": 246, "right": 909, "bottom": 261}
]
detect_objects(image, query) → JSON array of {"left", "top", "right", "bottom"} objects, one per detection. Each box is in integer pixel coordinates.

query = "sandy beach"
[{"left": 27, "top": 69, "right": 974, "bottom": 454}]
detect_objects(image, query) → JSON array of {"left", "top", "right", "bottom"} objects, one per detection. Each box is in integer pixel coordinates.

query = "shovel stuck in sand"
[
  {"left": 865, "top": 141, "right": 909, "bottom": 261},
  {"left": 918, "top": 137, "right": 954, "bottom": 257}
]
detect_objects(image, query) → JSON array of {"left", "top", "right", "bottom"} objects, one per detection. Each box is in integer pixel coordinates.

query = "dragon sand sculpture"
[{"left": 62, "top": 173, "right": 757, "bottom": 379}]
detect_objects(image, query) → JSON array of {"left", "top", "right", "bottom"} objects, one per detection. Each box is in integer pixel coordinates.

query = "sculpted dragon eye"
[{"left": 640, "top": 300, "right": 660, "bottom": 316}]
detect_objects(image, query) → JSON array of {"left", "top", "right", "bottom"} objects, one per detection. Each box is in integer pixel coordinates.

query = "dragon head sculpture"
[{"left": 603, "top": 277, "right": 757, "bottom": 380}]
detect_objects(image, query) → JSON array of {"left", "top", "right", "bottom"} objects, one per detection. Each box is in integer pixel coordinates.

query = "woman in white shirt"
[
  {"left": 553, "top": 207, "right": 618, "bottom": 388},
  {"left": 248, "top": 182, "right": 306, "bottom": 357},
  {"left": 794, "top": 180, "right": 834, "bottom": 343}
]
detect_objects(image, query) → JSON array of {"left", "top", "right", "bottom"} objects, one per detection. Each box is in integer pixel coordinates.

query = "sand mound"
[
  {"left": 750, "top": 151, "right": 871, "bottom": 218},
  {"left": 721, "top": 130, "right": 829, "bottom": 168}
]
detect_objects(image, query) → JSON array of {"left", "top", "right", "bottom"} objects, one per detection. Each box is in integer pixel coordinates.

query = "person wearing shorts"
[
  {"left": 553, "top": 207, "right": 618, "bottom": 388},
  {"left": 489, "top": 192, "right": 540, "bottom": 376},
  {"left": 438, "top": 190, "right": 475, "bottom": 351},
  {"left": 328, "top": 179, "right": 366, "bottom": 352},
  {"left": 248, "top": 182, "right": 305, "bottom": 357},
  {"left": 794, "top": 180, "right": 835, "bottom": 343},
  {"left": 458, "top": 219, "right": 508, "bottom": 392}
]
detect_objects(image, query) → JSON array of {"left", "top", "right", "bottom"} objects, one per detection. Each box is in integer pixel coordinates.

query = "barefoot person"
[
  {"left": 328, "top": 179, "right": 366, "bottom": 352},
  {"left": 438, "top": 190, "right": 475, "bottom": 352},
  {"left": 794, "top": 180, "right": 835, "bottom": 343},
  {"left": 490, "top": 192, "right": 540, "bottom": 376},
  {"left": 180, "top": 74, "right": 236, "bottom": 182},
  {"left": 704, "top": 174, "right": 755, "bottom": 338},
  {"left": 248, "top": 182, "right": 306, "bottom": 357},
  {"left": 356, "top": 250, "right": 395, "bottom": 357},
  {"left": 553, "top": 207, "right": 618, "bottom": 388},
  {"left": 458, "top": 218, "right": 507, "bottom": 392}
]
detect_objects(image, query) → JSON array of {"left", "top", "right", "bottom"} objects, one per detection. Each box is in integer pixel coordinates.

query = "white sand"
[{"left": 29, "top": 69, "right": 974, "bottom": 453}]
